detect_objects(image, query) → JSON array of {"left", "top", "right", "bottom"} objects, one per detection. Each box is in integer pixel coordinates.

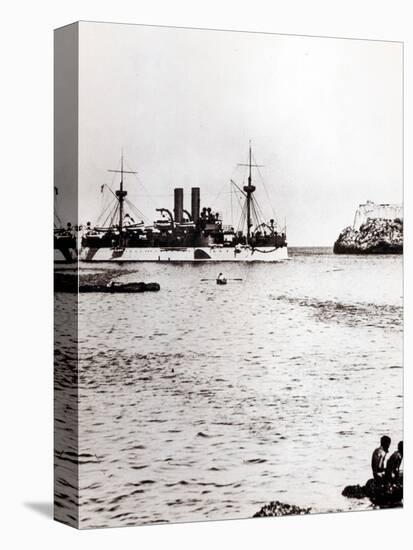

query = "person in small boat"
[
  {"left": 386, "top": 441, "right": 403, "bottom": 482},
  {"left": 371, "top": 435, "right": 391, "bottom": 482},
  {"left": 217, "top": 273, "right": 225, "bottom": 282}
]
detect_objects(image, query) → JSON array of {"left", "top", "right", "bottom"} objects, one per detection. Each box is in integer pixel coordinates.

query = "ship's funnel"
[
  {"left": 191, "top": 187, "right": 200, "bottom": 222},
  {"left": 174, "top": 188, "right": 184, "bottom": 224}
]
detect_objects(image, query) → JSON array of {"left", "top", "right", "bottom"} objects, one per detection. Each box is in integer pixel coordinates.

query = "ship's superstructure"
[{"left": 79, "top": 145, "right": 288, "bottom": 262}]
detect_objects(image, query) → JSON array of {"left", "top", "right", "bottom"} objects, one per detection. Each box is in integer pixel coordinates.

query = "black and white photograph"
[{"left": 53, "top": 21, "right": 404, "bottom": 529}]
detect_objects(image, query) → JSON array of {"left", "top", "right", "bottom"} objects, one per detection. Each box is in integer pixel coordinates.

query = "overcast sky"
[{"left": 72, "top": 22, "right": 402, "bottom": 246}]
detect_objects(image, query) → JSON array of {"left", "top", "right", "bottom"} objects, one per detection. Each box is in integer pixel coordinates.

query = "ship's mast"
[
  {"left": 108, "top": 152, "right": 137, "bottom": 247},
  {"left": 239, "top": 141, "right": 263, "bottom": 243}
]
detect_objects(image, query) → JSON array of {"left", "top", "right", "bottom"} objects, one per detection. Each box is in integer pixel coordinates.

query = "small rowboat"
[{"left": 216, "top": 278, "right": 227, "bottom": 285}]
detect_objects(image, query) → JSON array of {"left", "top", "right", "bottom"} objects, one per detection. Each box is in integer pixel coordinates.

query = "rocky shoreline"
[
  {"left": 253, "top": 481, "right": 403, "bottom": 518},
  {"left": 334, "top": 218, "right": 403, "bottom": 255}
]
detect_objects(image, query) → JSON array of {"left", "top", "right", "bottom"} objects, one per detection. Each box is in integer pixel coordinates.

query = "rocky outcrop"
[
  {"left": 334, "top": 218, "right": 403, "bottom": 254},
  {"left": 79, "top": 281, "right": 160, "bottom": 293},
  {"left": 253, "top": 501, "right": 311, "bottom": 517},
  {"left": 342, "top": 478, "right": 403, "bottom": 507},
  {"left": 54, "top": 272, "right": 160, "bottom": 293}
]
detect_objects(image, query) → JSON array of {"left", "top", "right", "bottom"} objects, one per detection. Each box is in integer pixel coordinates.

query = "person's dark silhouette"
[
  {"left": 386, "top": 441, "right": 403, "bottom": 481},
  {"left": 371, "top": 435, "right": 391, "bottom": 482}
]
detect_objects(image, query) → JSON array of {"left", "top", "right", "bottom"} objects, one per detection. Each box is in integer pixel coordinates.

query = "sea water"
[{"left": 55, "top": 248, "right": 403, "bottom": 527}]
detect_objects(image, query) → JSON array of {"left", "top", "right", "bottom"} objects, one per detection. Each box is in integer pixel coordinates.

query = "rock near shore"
[
  {"left": 334, "top": 218, "right": 403, "bottom": 255},
  {"left": 253, "top": 501, "right": 311, "bottom": 517},
  {"left": 342, "top": 478, "right": 403, "bottom": 507},
  {"left": 54, "top": 271, "right": 160, "bottom": 293}
]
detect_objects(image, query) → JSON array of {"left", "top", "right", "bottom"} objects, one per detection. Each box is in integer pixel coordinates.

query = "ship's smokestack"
[
  {"left": 191, "top": 187, "right": 200, "bottom": 223},
  {"left": 174, "top": 188, "right": 184, "bottom": 224}
]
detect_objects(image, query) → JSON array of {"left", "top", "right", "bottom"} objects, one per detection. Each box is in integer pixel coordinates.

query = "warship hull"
[{"left": 79, "top": 245, "right": 288, "bottom": 263}]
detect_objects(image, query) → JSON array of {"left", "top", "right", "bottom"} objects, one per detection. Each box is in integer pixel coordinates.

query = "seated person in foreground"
[
  {"left": 371, "top": 435, "right": 391, "bottom": 482},
  {"left": 386, "top": 441, "right": 403, "bottom": 482}
]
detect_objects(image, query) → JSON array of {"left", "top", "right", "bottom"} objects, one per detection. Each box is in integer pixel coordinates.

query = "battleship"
[
  {"left": 79, "top": 145, "right": 288, "bottom": 263},
  {"left": 54, "top": 187, "right": 77, "bottom": 263}
]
